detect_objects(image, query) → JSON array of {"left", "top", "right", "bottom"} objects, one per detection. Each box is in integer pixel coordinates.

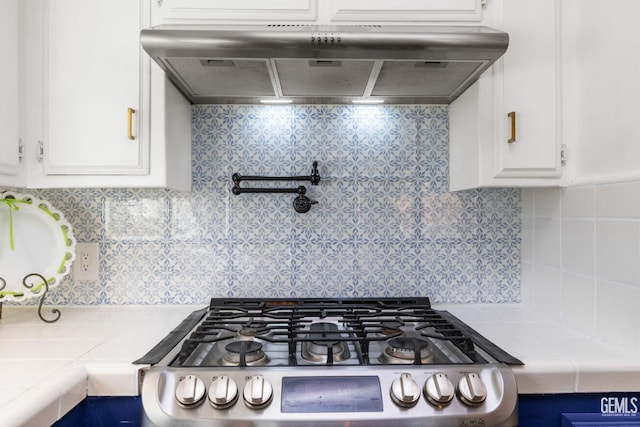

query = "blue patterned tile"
[
  {"left": 8, "top": 105, "right": 521, "bottom": 305},
  {"left": 100, "top": 241, "right": 167, "bottom": 304},
  {"left": 104, "top": 189, "right": 169, "bottom": 241},
  {"left": 166, "top": 241, "right": 230, "bottom": 303}
]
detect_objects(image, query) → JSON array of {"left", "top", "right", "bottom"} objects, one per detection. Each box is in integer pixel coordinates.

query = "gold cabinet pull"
[
  {"left": 508, "top": 111, "right": 516, "bottom": 143},
  {"left": 127, "top": 108, "right": 136, "bottom": 140}
]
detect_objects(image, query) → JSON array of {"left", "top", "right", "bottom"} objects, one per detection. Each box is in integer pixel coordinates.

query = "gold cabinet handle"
[
  {"left": 508, "top": 111, "right": 516, "bottom": 143},
  {"left": 127, "top": 108, "right": 136, "bottom": 140}
]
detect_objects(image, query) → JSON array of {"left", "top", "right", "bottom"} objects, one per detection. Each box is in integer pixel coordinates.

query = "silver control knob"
[
  {"left": 175, "top": 374, "right": 206, "bottom": 407},
  {"left": 390, "top": 373, "right": 421, "bottom": 408},
  {"left": 208, "top": 375, "right": 238, "bottom": 409},
  {"left": 424, "top": 372, "right": 454, "bottom": 406},
  {"left": 457, "top": 372, "right": 487, "bottom": 406},
  {"left": 243, "top": 375, "right": 273, "bottom": 408}
]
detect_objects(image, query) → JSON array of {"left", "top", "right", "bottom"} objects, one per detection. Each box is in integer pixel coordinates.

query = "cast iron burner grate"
[{"left": 166, "top": 298, "right": 524, "bottom": 367}]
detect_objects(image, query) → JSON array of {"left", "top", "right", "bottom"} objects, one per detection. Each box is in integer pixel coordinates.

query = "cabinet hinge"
[
  {"left": 561, "top": 144, "right": 568, "bottom": 166},
  {"left": 37, "top": 140, "right": 44, "bottom": 161},
  {"left": 18, "top": 138, "right": 24, "bottom": 162},
  {"left": 156, "top": 0, "right": 163, "bottom": 7}
]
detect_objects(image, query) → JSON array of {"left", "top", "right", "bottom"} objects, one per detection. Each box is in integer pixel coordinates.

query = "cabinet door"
[
  {"left": 325, "top": 0, "right": 483, "bottom": 23},
  {"left": 493, "top": 0, "right": 561, "bottom": 178},
  {"left": 157, "top": 0, "right": 482, "bottom": 24},
  {"left": 45, "top": 0, "right": 148, "bottom": 175},
  {"left": 449, "top": 0, "right": 563, "bottom": 190},
  {"left": 0, "top": 0, "right": 21, "bottom": 179},
  {"left": 157, "top": 0, "right": 317, "bottom": 23}
]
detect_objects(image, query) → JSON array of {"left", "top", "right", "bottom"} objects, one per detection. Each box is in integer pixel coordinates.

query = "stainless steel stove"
[{"left": 135, "top": 298, "right": 522, "bottom": 427}]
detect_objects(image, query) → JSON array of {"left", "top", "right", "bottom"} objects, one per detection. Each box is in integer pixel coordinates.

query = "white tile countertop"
[
  {"left": 438, "top": 304, "right": 640, "bottom": 394},
  {"left": 0, "top": 305, "right": 200, "bottom": 427},
  {"left": 1, "top": 303, "right": 639, "bottom": 426}
]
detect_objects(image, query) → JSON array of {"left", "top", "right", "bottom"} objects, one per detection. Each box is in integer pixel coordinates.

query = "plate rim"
[{"left": 0, "top": 192, "right": 77, "bottom": 302}]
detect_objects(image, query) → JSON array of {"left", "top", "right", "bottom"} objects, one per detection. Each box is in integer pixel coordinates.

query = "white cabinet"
[
  {"left": 23, "top": 0, "right": 191, "bottom": 190},
  {"left": 156, "top": 0, "right": 317, "bottom": 23},
  {"left": 567, "top": 0, "right": 640, "bottom": 184},
  {"left": 0, "top": 0, "right": 22, "bottom": 185},
  {"left": 155, "top": 0, "right": 483, "bottom": 24},
  {"left": 323, "top": 0, "right": 483, "bottom": 23},
  {"left": 46, "top": 0, "right": 144, "bottom": 176},
  {"left": 449, "top": 0, "right": 563, "bottom": 190}
]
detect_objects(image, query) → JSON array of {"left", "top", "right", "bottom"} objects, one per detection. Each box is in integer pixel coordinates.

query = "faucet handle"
[
  {"left": 310, "top": 161, "right": 320, "bottom": 185},
  {"left": 293, "top": 194, "right": 318, "bottom": 213}
]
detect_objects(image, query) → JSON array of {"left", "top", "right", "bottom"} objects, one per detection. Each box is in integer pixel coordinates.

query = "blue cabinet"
[
  {"left": 52, "top": 396, "right": 141, "bottom": 427},
  {"left": 520, "top": 394, "right": 640, "bottom": 427},
  {"left": 55, "top": 394, "right": 640, "bottom": 426}
]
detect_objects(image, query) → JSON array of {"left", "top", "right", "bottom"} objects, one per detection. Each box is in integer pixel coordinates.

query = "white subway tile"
[
  {"left": 596, "top": 220, "right": 640, "bottom": 285},
  {"left": 534, "top": 188, "right": 562, "bottom": 217},
  {"left": 597, "top": 182, "right": 640, "bottom": 218},
  {"left": 522, "top": 216, "right": 534, "bottom": 262},
  {"left": 561, "top": 272, "right": 595, "bottom": 334},
  {"left": 595, "top": 280, "right": 640, "bottom": 353},
  {"left": 521, "top": 189, "right": 535, "bottom": 217},
  {"left": 534, "top": 218, "right": 562, "bottom": 268},
  {"left": 562, "top": 219, "right": 595, "bottom": 275},
  {"left": 521, "top": 261, "right": 535, "bottom": 306},
  {"left": 533, "top": 265, "right": 562, "bottom": 318},
  {"left": 562, "top": 186, "right": 595, "bottom": 218}
]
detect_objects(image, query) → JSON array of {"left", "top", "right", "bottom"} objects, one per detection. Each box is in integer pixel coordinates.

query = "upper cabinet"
[
  {"left": 156, "top": 0, "right": 317, "bottom": 23},
  {"left": 21, "top": 0, "right": 191, "bottom": 190},
  {"left": 566, "top": 0, "right": 640, "bottom": 184},
  {"left": 449, "top": 0, "right": 563, "bottom": 190},
  {"left": 323, "top": 0, "right": 483, "bottom": 23},
  {"left": 45, "top": 0, "right": 145, "bottom": 176},
  {"left": 0, "top": 0, "right": 22, "bottom": 186},
  {"left": 154, "top": 0, "right": 484, "bottom": 24}
]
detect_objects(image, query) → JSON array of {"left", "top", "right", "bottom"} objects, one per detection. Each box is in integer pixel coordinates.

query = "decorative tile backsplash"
[{"left": 13, "top": 105, "right": 521, "bottom": 305}]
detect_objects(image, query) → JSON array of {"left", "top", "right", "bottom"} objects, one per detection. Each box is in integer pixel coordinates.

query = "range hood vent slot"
[
  {"left": 372, "top": 61, "right": 484, "bottom": 97},
  {"left": 165, "top": 58, "right": 276, "bottom": 97},
  {"left": 275, "top": 59, "right": 375, "bottom": 97},
  {"left": 141, "top": 25, "right": 509, "bottom": 104}
]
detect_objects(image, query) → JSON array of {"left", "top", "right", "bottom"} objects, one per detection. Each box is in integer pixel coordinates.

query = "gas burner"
[
  {"left": 237, "top": 326, "right": 259, "bottom": 339},
  {"left": 235, "top": 320, "right": 267, "bottom": 339},
  {"left": 222, "top": 341, "right": 270, "bottom": 367},
  {"left": 376, "top": 321, "right": 404, "bottom": 338},
  {"left": 301, "top": 322, "right": 351, "bottom": 363},
  {"left": 378, "top": 337, "right": 434, "bottom": 365},
  {"left": 236, "top": 325, "right": 260, "bottom": 340}
]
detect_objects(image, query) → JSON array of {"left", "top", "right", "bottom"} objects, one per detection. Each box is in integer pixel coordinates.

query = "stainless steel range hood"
[{"left": 140, "top": 25, "right": 508, "bottom": 104}]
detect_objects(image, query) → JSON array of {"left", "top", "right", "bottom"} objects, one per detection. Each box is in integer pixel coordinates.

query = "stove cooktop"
[
  {"left": 135, "top": 298, "right": 522, "bottom": 427},
  {"left": 136, "top": 297, "right": 522, "bottom": 368}
]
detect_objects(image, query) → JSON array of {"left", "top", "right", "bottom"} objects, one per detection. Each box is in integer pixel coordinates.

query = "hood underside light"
[
  {"left": 260, "top": 99, "right": 293, "bottom": 104},
  {"left": 352, "top": 99, "right": 385, "bottom": 104}
]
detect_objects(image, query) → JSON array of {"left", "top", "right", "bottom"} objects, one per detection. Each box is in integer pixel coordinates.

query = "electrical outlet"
[{"left": 74, "top": 242, "right": 99, "bottom": 281}]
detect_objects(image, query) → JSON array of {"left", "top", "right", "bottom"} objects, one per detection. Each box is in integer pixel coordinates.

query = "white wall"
[{"left": 522, "top": 183, "right": 640, "bottom": 354}]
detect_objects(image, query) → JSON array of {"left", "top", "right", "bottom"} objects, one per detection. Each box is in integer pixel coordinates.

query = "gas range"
[{"left": 135, "top": 298, "right": 522, "bottom": 427}]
